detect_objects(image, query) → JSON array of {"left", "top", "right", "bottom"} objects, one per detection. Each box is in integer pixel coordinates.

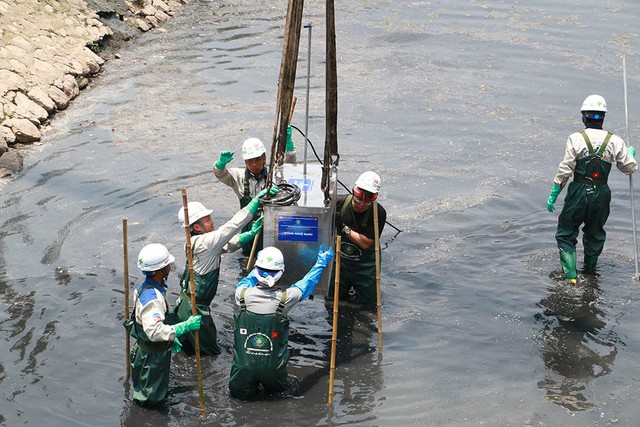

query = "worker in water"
[
  {"left": 229, "top": 245, "right": 334, "bottom": 400},
  {"left": 173, "top": 186, "right": 278, "bottom": 356},
  {"left": 328, "top": 171, "right": 387, "bottom": 308},
  {"left": 124, "top": 243, "right": 202, "bottom": 406},
  {"left": 547, "top": 94, "right": 637, "bottom": 282},
  {"left": 213, "top": 135, "right": 296, "bottom": 255}
]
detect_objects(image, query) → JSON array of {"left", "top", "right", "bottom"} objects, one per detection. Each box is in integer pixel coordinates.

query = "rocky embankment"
[{"left": 0, "top": 0, "right": 188, "bottom": 175}]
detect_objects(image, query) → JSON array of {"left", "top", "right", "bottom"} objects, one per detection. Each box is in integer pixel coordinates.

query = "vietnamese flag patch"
[
  {"left": 271, "top": 331, "right": 279, "bottom": 338},
  {"left": 240, "top": 328, "right": 247, "bottom": 335}
]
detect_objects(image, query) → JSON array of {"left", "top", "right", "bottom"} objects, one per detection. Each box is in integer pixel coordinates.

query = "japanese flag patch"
[{"left": 240, "top": 328, "right": 247, "bottom": 335}]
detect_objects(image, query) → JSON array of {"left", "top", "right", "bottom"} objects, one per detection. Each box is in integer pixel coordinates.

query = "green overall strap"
[
  {"left": 580, "top": 131, "right": 595, "bottom": 155},
  {"left": 597, "top": 132, "right": 612, "bottom": 156},
  {"left": 240, "top": 287, "right": 247, "bottom": 309},
  {"left": 136, "top": 339, "right": 172, "bottom": 352},
  {"left": 340, "top": 195, "right": 371, "bottom": 229},
  {"left": 339, "top": 195, "right": 350, "bottom": 216},
  {"left": 178, "top": 270, "right": 192, "bottom": 303},
  {"left": 243, "top": 168, "right": 252, "bottom": 198},
  {"left": 239, "top": 288, "right": 285, "bottom": 312},
  {"left": 580, "top": 131, "right": 611, "bottom": 157},
  {"left": 276, "top": 290, "right": 287, "bottom": 315},
  {"left": 243, "top": 167, "right": 268, "bottom": 199}
]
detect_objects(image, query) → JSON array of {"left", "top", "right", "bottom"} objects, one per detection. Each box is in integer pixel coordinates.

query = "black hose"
[
  {"left": 289, "top": 125, "right": 403, "bottom": 233},
  {"left": 260, "top": 182, "right": 301, "bottom": 206}
]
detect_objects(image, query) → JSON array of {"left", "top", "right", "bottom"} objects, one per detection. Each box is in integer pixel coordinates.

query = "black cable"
[
  {"left": 260, "top": 182, "right": 301, "bottom": 206},
  {"left": 290, "top": 124, "right": 323, "bottom": 164},
  {"left": 289, "top": 125, "right": 403, "bottom": 233}
]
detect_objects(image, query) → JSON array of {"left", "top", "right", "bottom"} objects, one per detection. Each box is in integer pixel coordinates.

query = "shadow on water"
[
  {"left": 314, "top": 303, "right": 383, "bottom": 425},
  {"left": 534, "top": 274, "right": 622, "bottom": 412},
  {"left": 291, "top": 303, "right": 380, "bottom": 396}
]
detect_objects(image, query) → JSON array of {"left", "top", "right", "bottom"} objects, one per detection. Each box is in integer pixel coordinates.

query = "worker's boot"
[
  {"left": 584, "top": 255, "right": 598, "bottom": 274},
  {"left": 559, "top": 250, "right": 577, "bottom": 283}
]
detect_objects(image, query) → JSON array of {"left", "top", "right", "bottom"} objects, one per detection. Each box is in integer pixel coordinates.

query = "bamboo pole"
[
  {"left": 373, "top": 201, "right": 383, "bottom": 356},
  {"left": 246, "top": 227, "right": 261, "bottom": 272},
  {"left": 181, "top": 188, "right": 206, "bottom": 418},
  {"left": 123, "top": 217, "right": 131, "bottom": 381},
  {"left": 328, "top": 235, "right": 341, "bottom": 405}
]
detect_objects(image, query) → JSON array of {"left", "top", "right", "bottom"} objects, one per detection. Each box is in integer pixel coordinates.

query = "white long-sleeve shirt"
[
  {"left": 134, "top": 282, "right": 176, "bottom": 342},
  {"left": 553, "top": 127, "right": 637, "bottom": 187},
  {"left": 189, "top": 208, "right": 253, "bottom": 275},
  {"left": 213, "top": 152, "right": 297, "bottom": 200}
]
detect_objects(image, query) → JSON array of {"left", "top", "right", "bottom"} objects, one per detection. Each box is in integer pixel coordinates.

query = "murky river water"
[{"left": 2, "top": 0, "right": 640, "bottom": 425}]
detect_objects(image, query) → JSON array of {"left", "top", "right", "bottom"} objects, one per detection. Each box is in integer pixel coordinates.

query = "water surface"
[{"left": 2, "top": 0, "right": 640, "bottom": 425}]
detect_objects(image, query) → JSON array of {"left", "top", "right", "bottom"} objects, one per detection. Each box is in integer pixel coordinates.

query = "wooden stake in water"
[
  {"left": 328, "top": 235, "right": 341, "bottom": 405},
  {"left": 246, "top": 225, "right": 261, "bottom": 272},
  {"left": 181, "top": 188, "right": 206, "bottom": 418},
  {"left": 123, "top": 217, "right": 131, "bottom": 381},
  {"left": 373, "top": 201, "right": 383, "bottom": 355}
]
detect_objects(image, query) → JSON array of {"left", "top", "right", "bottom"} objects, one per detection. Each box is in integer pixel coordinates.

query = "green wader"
[
  {"left": 239, "top": 168, "right": 266, "bottom": 256},
  {"left": 173, "top": 266, "right": 221, "bottom": 356},
  {"left": 556, "top": 131, "right": 612, "bottom": 278},
  {"left": 229, "top": 289, "right": 289, "bottom": 400},
  {"left": 327, "top": 196, "right": 379, "bottom": 306},
  {"left": 123, "top": 284, "right": 173, "bottom": 406}
]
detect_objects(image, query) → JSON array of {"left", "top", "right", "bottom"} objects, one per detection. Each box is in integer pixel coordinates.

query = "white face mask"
[{"left": 255, "top": 268, "right": 283, "bottom": 287}]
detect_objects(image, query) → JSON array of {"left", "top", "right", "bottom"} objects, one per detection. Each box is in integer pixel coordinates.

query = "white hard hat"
[
  {"left": 581, "top": 94, "right": 607, "bottom": 113},
  {"left": 241, "top": 137, "right": 266, "bottom": 160},
  {"left": 178, "top": 201, "right": 212, "bottom": 227},
  {"left": 354, "top": 171, "right": 381, "bottom": 194},
  {"left": 254, "top": 247, "right": 285, "bottom": 287},
  {"left": 255, "top": 246, "right": 285, "bottom": 271},
  {"left": 137, "top": 243, "right": 175, "bottom": 272}
]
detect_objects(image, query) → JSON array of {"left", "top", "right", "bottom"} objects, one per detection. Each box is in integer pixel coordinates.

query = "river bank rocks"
[{"left": 0, "top": 0, "right": 188, "bottom": 175}]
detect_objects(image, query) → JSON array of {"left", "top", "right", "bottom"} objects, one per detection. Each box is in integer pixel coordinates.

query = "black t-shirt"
[{"left": 336, "top": 194, "right": 386, "bottom": 240}]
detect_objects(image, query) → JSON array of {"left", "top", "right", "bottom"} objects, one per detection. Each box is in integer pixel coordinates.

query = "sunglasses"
[{"left": 353, "top": 186, "right": 377, "bottom": 202}]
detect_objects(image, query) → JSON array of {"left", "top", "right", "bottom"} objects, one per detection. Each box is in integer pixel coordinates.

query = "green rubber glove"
[
  {"left": 171, "top": 338, "right": 182, "bottom": 354},
  {"left": 215, "top": 150, "right": 235, "bottom": 169},
  {"left": 173, "top": 315, "right": 202, "bottom": 337},
  {"left": 246, "top": 186, "right": 280, "bottom": 215},
  {"left": 627, "top": 146, "right": 636, "bottom": 158},
  {"left": 547, "top": 183, "right": 562, "bottom": 212},
  {"left": 250, "top": 215, "right": 264, "bottom": 234},
  {"left": 238, "top": 217, "right": 263, "bottom": 246},
  {"left": 286, "top": 125, "right": 295, "bottom": 152}
]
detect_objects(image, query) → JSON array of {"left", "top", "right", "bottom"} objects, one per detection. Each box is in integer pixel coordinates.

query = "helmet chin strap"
[
  {"left": 161, "top": 265, "right": 171, "bottom": 287},
  {"left": 191, "top": 218, "right": 206, "bottom": 235},
  {"left": 144, "top": 268, "right": 170, "bottom": 288}
]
